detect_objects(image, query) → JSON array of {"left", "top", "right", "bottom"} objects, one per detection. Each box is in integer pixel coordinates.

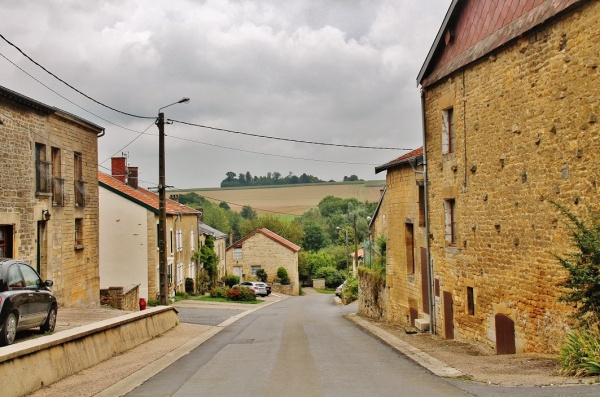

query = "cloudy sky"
[{"left": 1, "top": 0, "right": 451, "bottom": 188}]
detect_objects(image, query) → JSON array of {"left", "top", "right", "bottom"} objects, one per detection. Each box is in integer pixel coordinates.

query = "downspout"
[{"left": 421, "top": 88, "right": 436, "bottom": 335}]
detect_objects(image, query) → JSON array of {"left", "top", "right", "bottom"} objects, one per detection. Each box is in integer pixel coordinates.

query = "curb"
[{"left": 346, "top": 313, "right": 464, "bottom": 378}]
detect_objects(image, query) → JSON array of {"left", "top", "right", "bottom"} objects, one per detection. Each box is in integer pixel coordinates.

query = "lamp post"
[
  {"left": 157, "top": 97, "right": 190, "bottom": 305},
  {"left": 336, "top": 226, "right": 349, "bottom": 273}
]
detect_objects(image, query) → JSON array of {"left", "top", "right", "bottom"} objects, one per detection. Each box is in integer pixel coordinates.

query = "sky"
[{"left": 1, "top": 0, "right": 452, "bottom": 189}]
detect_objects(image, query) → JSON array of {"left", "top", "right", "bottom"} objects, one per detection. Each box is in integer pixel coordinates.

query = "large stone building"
[
  {"left": 226, "top": 228, "right": 300, "bottom": 295},
  {"left": 418, "top": 0, "right": 599, "bottom": 353},
  {"left": 99, "top": 157, "right": 201, "bottom": 300},
  {"left": 374, "top": 148, "right": 430, "bottom": 330},
  {"left": 0, "top": 85, "right": 104, "bottom": 307}
]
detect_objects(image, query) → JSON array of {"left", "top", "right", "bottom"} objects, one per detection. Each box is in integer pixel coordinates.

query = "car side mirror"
[{"left": 44, "top": 280, "right": 53, "bottom": 287}]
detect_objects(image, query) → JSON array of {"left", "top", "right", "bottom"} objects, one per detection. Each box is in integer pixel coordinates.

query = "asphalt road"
[{"left": 125, "top": 294, "right": 472, "bottom": 397}]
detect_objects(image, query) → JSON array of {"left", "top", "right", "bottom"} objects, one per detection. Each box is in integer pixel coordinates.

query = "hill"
[{"left": 170, "top": 180, "right": 385, "bottom": 216}]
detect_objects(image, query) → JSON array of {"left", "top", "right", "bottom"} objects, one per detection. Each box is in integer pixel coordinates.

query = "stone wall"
[
  {"left": 357, "top": 268, "right": 386, "bottom": 321},
  {"left": 100, "top": 284, "right": 140, "bottom": 311},
  {"left": 423, "top": 1, "right": 599, "bottom": 353}
]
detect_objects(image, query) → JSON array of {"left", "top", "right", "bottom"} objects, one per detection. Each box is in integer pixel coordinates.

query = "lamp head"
[{"left": 178, "top": 97, "right": 191, "bottom": 104}]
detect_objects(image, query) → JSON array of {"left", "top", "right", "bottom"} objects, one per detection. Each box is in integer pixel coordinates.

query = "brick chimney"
[
  {"left": 127, "top": 166, "right": 139, "bottom": 189},
  {"left": 111, "top": 157, "right": 127, "bottom": 183},
  {"left": 198, "top": 208, "right": 204, "bottom": 222}
]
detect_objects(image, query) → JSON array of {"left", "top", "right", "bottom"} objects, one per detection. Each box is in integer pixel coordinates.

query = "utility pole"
[
  {"left": 157, "top": 98, "right": 190, "bottom": 306},
  {"left": 157, "top": 111, "right": 168, "bottom": 305},
  {"left": 353, "top": 214, "right": 358, "bottom": 275}
]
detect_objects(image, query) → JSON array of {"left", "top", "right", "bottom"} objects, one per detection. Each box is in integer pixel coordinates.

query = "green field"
[{"left": 172, "top": 180, "right": 385, "bottom": 216}]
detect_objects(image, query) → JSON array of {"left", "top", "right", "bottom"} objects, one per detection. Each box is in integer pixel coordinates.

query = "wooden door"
[
  {"left": 420, "top": 247, "right": 430, "bottom": 314},
  {"left": 495, "top": 314, "right": 516, "bottom": 354},
  {"left": 443, "top": 291, "right": 454, "bottom": 339}
]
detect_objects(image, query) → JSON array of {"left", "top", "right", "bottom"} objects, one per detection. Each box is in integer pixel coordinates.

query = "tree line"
[{"left": 220, "top": 171, "right": 362, "bottom": 187}]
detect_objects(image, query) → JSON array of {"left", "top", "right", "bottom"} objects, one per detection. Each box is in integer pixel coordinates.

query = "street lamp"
[
  {"left": 336, "top": 226, "right": 349, "bottom": 272},
  {"left": 157, "top": 97, "right": 190, "bottom": 305}
]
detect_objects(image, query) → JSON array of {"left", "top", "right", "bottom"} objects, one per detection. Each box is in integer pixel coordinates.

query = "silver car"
[{"left": 238, "top": 281, "right": 268, "bottom": 297}]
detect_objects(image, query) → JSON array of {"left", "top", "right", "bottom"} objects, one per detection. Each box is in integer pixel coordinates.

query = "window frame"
[
  {"left": 74, "top": 152, "right": 86, "bottom": 207},
  {"left": 442, "top": 107, "right": 455, "bottom": 155},
  {"left": 233, "top": 248, "right": 242, "bottom": 260},
  {"left": 35, "top": 143, "right": 51, "bottom": 194},
  {"left": 444, "top": 199, "right": 457, "bottom": 246},
  {"left": 405, "top": 222, "right": 415, "bottom": 275},
  {"left": 75, "top": 218, "right": 84, "bottom": 249},
  {"left": 51, "top": 147, "right": 64, "bottom": 206}
]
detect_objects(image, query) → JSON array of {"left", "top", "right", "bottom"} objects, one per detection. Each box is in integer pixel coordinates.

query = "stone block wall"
[
  {"left": 423, "top": 1, "right": 599, "bottom": 353},
  {"left": 100, "top": 284, "right": 140, "bottom": 311}
]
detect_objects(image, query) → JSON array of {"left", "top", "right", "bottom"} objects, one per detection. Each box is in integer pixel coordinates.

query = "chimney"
[
  {"left": 111, "top": 157, "right": 127, "bottom": 183},
  {"left": 198, "top": 208, "right": 204, "bottom": 222},
  {"left": 127, "top": 166, "right": 139, "bottom": 189}
]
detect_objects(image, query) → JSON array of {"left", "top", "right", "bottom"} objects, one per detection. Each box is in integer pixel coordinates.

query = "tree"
[
  {"left": 225, "top": 171, "right": 236, "bottom": 181},
  {"left": 301, "top": 223, "right": 328, "bottom": 252},
  {"left": 240, "top": 205, "right": 257, "bottom": 220},
  {"left": 219, "top": 201, "right": 230, "bottom": 211},
  {"left": 256, "top": 268, "right": 267, "bottom": 282},
  {"left": 553, "top": 203, "right": 600, "bottom": 325},
  {"left": 276, "top": 267, "right": 290, "bottom": 285},
  {"left": 241, "top": 214, "right": 303, "bottom": 246}
]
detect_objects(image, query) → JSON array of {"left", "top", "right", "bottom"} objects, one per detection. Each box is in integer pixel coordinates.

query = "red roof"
[
  {"left": 98, "top": 171, "right": 200, "bottom": 215},
  {"left": 375, "top": 147, "right": 423, "bottom": 174},
  {"left": 418, "top": 0, "right": 584, "bottom": 87},
  {"left": 228, "top": 228, "right": 301, "bottom": 253}
]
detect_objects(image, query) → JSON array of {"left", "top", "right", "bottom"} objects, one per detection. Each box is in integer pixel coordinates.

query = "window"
[
  {"left": 444, "top": 199, "right": 457, "bottom": 246},
  {"left": 190, "top": 231, "right": 195, "bottom": 251},
  {"left": 177, "top": 230, "right": 183, "bottom": 252},
  {"left": 442, "top": 107, "right": 455, "bottom": 154},
  {"left": 251, "top": 265, "right": 261, "bottom": 276},
  {"left": 170, "top": 229, "right": 174, "bottom": 255},
  {"left": 8, "top": 265, "right": 24, "bottom": 289},
  {"left": 418, "top": 185, "right": 425, "bottom": 227},
  {"left": 21, "top": 264, "right": 41, "bottom": 288},
  {"left": 51, "top": 147, "right": 64, "bottom": 206},
  {"left": 74, "top": 152, "right": 86, "bottom": 207},
  {"left": 35, "top": 143, "right": 51, "bottom": 193},
  {"left": 0, "top": 226, "right": 13, "bottom": 258},
  {"left": 75, "top": 218, "right": 84, "bottom": 248},
  {"left": 405, "top": 223, "right": 415, "bottom": 274},
  {"left": 467, "top": 286, "right": 475, "bottom": 315},
  {"left": 233, "top": 248, "right": 242, "bottom": 260}
]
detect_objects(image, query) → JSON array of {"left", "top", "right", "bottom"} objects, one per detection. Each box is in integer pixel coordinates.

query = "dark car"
[{"left": 0, "top": 259, "right": 57, "bottom": 346}]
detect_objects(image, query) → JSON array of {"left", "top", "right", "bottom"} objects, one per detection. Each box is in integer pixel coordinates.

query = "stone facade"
[
  {"left": 373, "top": 149, "right": 429, "bottom": 328},
  {"left": 226, "top": 228, "right": 300, "bottom": 295},
  {"left": 0, "top": 86, "right": 103, "bottom": 307},
  {"left": 420, "top": 1, "right": 599, "bottom": 353}
]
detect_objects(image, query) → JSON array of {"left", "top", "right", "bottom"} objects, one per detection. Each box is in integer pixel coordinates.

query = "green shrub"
[
  {"left": 225, "top": 274, "right": 240, "bottom": 288},
  {"left": 314, "top": 266, "right": 344, "bottom": 288},
  {"left": 559, "top": 327, "right": 600, "bottom": 376},
  {"left": 226, "top": 286, "right": 256, "bottom": 301},
  {"left": 256, "top": 268, "right": 268, "bottom": 282},
  {"left": 185, "top": 278, "right": 195, "bottom": 294},
  {"left": 147, "top": 299, "right": 159, "bottom": 307},
  {"left": 277, "top": 267, "right": 290, "bottom": 285},
  {"left": 210, "top": 286, "right": 228, "bottom": 299},
  {"left": 341, "top": 275, "right": 359, "bottom": 304}
]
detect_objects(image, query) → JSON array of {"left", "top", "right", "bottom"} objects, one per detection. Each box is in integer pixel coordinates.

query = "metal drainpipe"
[{"left": 421, "top": 88, "right": 436, "bottom": 335}]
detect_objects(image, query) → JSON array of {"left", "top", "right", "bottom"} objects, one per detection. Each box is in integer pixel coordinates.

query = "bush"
[
  {"left": 276, "top": 267, "right": 290, "bottom": 285},
  {"left": 559, "top": 327, "right": 600, "bottom": 376},
  {"left": 341, "top": 275, "right": 359, "bottom": 304},
  {"left": 225, "top": 274, "right": 240, "bottom": 288},
  {"left": 256, "top": 268, "right": 268, "bottom": 282},
  {"left": 185, "top": 278, "right": 195, "bottom": 294},
  {"left": 226, "top": 286, "right": 256, "bottom": 301},
  {"left": 314, "top": 266, "right": 344, "bottom": 288},
  {"left": 210, "top": 286, "right": 228, "bottom": 299}
]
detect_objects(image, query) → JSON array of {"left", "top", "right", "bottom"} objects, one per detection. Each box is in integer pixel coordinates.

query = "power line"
[
  {"left": 99, "top": 121, "right": 156, "bottom": 164},
  {"left": 0, "top": 32, "right": 154, "bottom": 120},
  {"left": 169, "top": 119, "right": 412, "bottom": 150},
  {"left": 0, "top": 51, "right": 154, "bottom": 134}
]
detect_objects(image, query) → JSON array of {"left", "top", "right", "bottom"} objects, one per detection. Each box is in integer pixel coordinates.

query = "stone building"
[
  {"left": 418, "top": 0, "right": 599, "bottom": 353},
  {"left": 226, "top": 228, "right": 300, "bottom": 295},
  {"left": 374, "top": 148, "right": 430, "bottom": 331},
  {"left": 0, "top": 85, "right": 104, "bottom": 307},
  {"left": 198, "top": 222, "right": 228, "bottom": 281},
  {"left": 99, "top": 157, "right": 201, "bottom": 300}
]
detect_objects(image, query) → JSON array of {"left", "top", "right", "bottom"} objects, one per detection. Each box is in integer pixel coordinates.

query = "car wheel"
[
  {"left": 1, "top": 312, "right": 18, "bottom": 346},
  {"left": 41, "top": 306, "right": 57, "bottom": 333}
]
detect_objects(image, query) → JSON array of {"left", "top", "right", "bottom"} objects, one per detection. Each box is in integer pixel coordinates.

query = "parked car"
[
  {"left": 335, "top": 280, "right": 347, "bottom": 297},
  {"left": 0, "top": 259, "right": 57, "bottom": 346},
  {"left": 236, "top": 281, "right": 268, "bottom": 297},
  {"left": 256, "top": 282, "right": 271, "bottom": 296}
]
